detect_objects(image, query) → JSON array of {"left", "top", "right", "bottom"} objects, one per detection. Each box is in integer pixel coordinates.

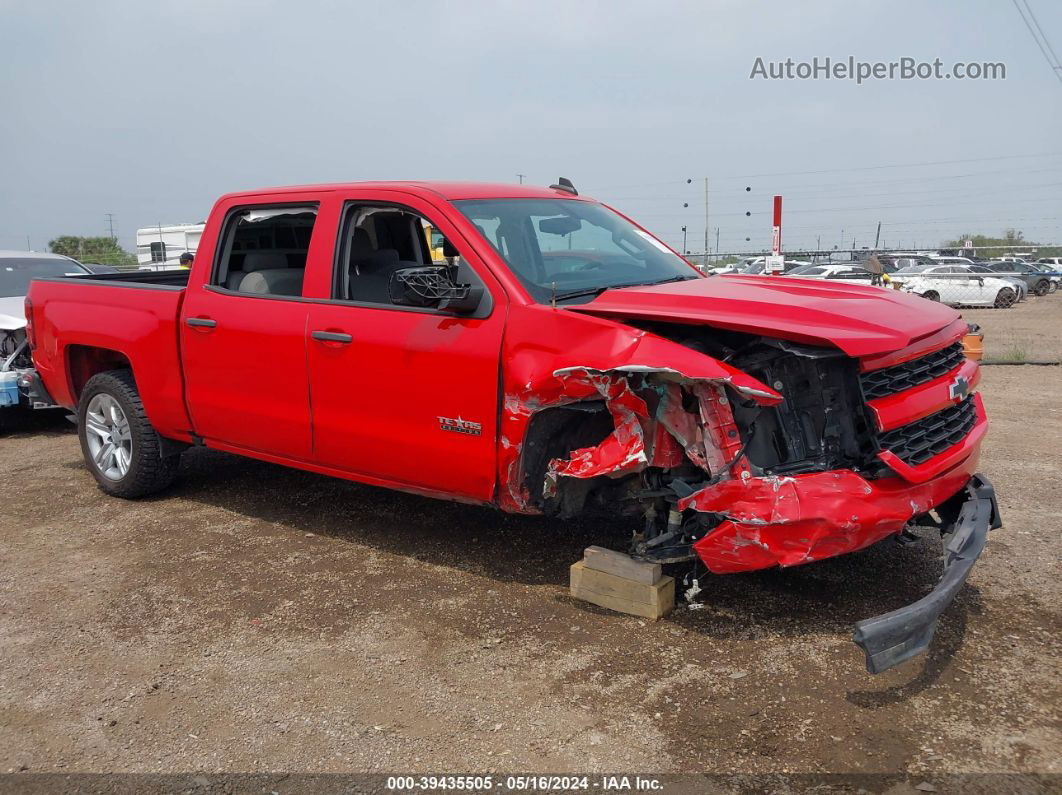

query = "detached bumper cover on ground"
[{"left": 852, "top": 473, "right": 1001, "bottom": 673}]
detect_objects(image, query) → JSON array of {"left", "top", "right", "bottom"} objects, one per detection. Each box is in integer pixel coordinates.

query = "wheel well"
[
  {"left": 66, "top": 345, "right": 132, "bottom": 403},
  {"left": 520, "top": 402, "right": 613, "bottom": 509}
]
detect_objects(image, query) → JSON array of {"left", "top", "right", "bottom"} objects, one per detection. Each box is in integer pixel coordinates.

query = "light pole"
[{"left": 681, "top": 225, "right": 688, "bottom": 254}]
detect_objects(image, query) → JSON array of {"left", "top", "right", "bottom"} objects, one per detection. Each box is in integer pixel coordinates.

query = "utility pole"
[
  {"left": 26, "top": 235, "right": 31, "bottom": 251},
  {"left": 516, "top": 174, "right": 525, "bottom": 184},
  {"left": 681, "top": 225, "right": 688, "bottom": 254},
  {"left": 715, "top": 227, "right": 720, "bottom": 254},
  {"left": 703, "top": 177, "right": 709, "bottom": 256},
  {"left": 874, "top": 221, "right": 881, "bottom": 249},
  {"left": 105, "top": 213, "right": 116, "bottom": 240},
  {"left": 816, "top": 235, "right": 821, "bottom": 251}
]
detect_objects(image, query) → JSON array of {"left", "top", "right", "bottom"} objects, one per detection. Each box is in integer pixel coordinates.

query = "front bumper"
[{"left": 852, "top": 473, "right": 1001, "bottom": 674}]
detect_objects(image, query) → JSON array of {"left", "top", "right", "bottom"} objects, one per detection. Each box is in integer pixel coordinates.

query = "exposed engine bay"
[{"left": 1, "top": 327, "right": 31, "bottom": 371}]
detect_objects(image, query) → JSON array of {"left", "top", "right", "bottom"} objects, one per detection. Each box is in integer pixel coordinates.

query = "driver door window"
[{"left": 332, "top": 204, "right": 486, "bottom": 312}]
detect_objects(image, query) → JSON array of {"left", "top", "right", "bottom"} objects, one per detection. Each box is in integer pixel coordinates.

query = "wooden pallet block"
[
  {"left": 582, "top": 545, "right": 662, "bottom": 585},
  {"left": 570, "top": 560, "right": 675, "bottom": 620}
]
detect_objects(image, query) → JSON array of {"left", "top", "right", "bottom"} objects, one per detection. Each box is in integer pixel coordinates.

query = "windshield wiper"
[{"left": 553, "top": 275, "right": 697, "bottom": 303}]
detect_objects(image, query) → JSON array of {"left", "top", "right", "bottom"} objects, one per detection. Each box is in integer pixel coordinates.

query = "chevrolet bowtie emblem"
[{"left": 948, "top": 374, "right": 970, "bottom": 401}]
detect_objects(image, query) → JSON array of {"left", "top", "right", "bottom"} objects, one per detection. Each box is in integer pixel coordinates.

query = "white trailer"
[{"left": 135, "top": 223, "right": 205, "bottom": 269}]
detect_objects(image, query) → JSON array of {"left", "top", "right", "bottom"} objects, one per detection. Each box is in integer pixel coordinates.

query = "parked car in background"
[
  {"left": 877, "top": 254, "right": 929, "bottom": 274},
  {"left": 889, "top": 261, "right": 1017, "bottom": 308},
  {"left": 1, "top": 251, "right": 91, "bottom": 429},
  {"left": 787, "top": 263, "right": 875, "bottom": 282},
  {"left": 930, "top": 257, "right": 1028, "bottom": 301},
  {"left": 986, "top": 260, "right": 1053, "bottom": 296},
  {"left": 740, "top": 257, "right": 812, "bottom": 274},
  {"left": 1029, "top": 262, "right": 1061, "bottom": 291}
]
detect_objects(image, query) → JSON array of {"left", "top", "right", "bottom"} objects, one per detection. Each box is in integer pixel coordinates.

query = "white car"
[
  {"left": 890, "top": 263, "right": 1017, "bottom": 308},
  {"left": 786, "top": 263, "right": 875, "bottom": 282},
  {"left": 1, "top": 251, "right": 92, "bottom": 429}
]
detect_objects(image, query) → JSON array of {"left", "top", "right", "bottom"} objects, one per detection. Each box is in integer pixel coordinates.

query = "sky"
[{"left": 1, "top": 0, "right": 1060, "bottom": 257}]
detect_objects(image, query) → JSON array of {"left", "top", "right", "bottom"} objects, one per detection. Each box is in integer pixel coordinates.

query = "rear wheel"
[
  {"left": 1032, "top": 279, "right": 1050, "bottom": 297},
  {"left": 994, "top": 287, "right": 1016, "bottom": 308},
  {"left": 78, "top": 369, "right": 180, "bottom": 498},
  {"left": 921, "top": 290, "right": 940, "bottom": 302}
]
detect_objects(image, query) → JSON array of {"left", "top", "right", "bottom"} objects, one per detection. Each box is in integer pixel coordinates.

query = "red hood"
[{"left": 567, "top": 274, "right": 962, "bottom": 358}]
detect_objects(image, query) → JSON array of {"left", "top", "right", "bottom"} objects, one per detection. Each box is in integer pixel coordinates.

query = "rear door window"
[{"left": 212, "top": 205, "right": 318, "bottom": 296}]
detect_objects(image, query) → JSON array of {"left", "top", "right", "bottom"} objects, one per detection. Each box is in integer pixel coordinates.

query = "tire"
[
  {"left": 994, "top": 287, "right": 1016, "bottom": 308},
  {"left": 922, "top": 290, "right": 940, "bottom": 302},
  {"left": 77, "top": 369, "right": 180, "bottom": 498},
  {"left": 1032, "top": 279, "right": 1050, "bottom": 297}
]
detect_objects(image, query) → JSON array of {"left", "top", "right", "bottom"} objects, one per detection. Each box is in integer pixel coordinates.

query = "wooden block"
[
  {"left": 582, "top": 545, "right": 661, "bottom": 585},
  {"left": 570, "top": 561, "right": 675, "bottom": 620}
]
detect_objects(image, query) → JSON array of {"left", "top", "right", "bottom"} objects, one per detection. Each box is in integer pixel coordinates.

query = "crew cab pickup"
[{"left": 27, "top": 180, "right": 1000, "bottom": 673}]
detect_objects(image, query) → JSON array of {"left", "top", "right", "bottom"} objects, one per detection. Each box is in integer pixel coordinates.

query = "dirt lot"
[
  {"left": 1, "top": 304, "right": 1059, "bottom": 781},
  {"left": 963, "top": 290, "right": 1062, "bottom": 362}
]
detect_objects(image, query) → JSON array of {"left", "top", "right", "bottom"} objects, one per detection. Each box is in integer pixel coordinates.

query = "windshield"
[
  {"left": 454, "top": 198, "right": 698, "bottom": 302},
  {"left": 0, "top": 257, "right": 86, "bottom": 297}
]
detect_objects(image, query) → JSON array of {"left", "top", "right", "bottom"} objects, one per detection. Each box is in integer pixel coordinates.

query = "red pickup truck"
[{"left": 26, "top": 180, "right": 999, "bottom": 673}]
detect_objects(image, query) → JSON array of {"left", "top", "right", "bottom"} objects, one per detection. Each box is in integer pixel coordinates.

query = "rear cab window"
[{"left": 211, "top": 205, "right": 319, "bottom": 296}]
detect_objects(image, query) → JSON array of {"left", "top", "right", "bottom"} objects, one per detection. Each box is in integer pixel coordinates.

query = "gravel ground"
[
  {"left": 962, "top": 290, "right": 1062, "bottom": 362},
  {"left": 0, "top": 365, "right": 1059, "bottom": 779}
]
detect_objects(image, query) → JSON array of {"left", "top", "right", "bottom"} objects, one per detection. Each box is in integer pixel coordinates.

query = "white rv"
[{"left": 135, "top": 223, "right": 205, "bottom": 269}]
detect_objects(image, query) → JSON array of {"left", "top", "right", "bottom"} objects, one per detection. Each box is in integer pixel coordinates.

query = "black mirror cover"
[{"left": 388, "top": 266, "right": 482, "bottom": 314}]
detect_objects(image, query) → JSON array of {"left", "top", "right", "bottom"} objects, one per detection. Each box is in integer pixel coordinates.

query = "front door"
[{"left": 305, "top": 197, "right": 506, "bottom": 500}]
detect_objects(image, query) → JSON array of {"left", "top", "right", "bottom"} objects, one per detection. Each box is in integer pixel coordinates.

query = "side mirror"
[{"left": 389, "top": 266, "right": 483, "bottom": 314}]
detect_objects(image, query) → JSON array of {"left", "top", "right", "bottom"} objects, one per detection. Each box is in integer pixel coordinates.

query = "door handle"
[
  {"left": 186, "top": 317, "right": 217, "bottom": 328},
  {"left": 311, "top": 330, "right": 353, "bottom": 344}
]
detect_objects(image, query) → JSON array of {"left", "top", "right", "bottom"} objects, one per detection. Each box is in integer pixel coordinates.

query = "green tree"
[
  {"left": 943, "top": 230, "right": 1060, "bottom": 259},
  {"left": 48, "top": 236, "right": 137, "bottom": 268}
]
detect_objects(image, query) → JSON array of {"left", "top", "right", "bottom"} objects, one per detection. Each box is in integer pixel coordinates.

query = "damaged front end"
[{"left": 502, "top": 319, "right": 994, "bottom": 673}]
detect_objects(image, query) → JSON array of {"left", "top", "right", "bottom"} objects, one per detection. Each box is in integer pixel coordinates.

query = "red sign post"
[
  {"left": 765, "top": 195, "right": 784, "bottom": 274},
  {"left": 771, "top": 195, "right": 782, "bottom": 255}
]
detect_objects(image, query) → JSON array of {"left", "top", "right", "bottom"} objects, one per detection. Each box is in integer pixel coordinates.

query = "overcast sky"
[{"left": 2, "top": 0, "right": 1060, "bottom": 255}]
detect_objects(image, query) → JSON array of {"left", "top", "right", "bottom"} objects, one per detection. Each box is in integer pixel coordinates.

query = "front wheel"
[
  {"left": 78, "top": 369, "right": 180, "bottom": 498},
  {"left": 994, "top": 287, "right": 1016, "bottom": 308},
  {"left": 1033, "top": 280, "right": 1050, "bottom": 297}
]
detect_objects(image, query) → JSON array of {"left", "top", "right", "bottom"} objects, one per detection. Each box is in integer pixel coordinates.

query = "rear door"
[
  {"left": 304, "top": 192, "right": 507, "bottom": 500},
  {"left": 180, "top": 197, "right": 326, "bottom": 460}
]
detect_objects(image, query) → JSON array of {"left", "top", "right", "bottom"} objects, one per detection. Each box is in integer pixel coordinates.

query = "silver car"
[{"left": 1, "top": 251, "right": 92, "bottom": 429}]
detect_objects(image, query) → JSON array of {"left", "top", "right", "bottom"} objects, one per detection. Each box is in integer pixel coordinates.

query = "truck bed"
[
  {"left": 60, "top": 269, "right": 191, "bottom": 288},
  {"left": 27, "top": 271, "right": 193, "bottom": 438}
]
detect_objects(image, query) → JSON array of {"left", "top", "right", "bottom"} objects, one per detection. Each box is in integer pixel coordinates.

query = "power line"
[
  {"left": 1024, "top": 0, "right": 1062, "bottom": 66},
  {"left": 717, "top": 151, "right": 1062, "bottom": 180},
  {"left": 592, "top": 152, "right": 1062, "bottom": 191},
  {"left": 1013, "top": 0, "right": 1062, "bottom": 85}
]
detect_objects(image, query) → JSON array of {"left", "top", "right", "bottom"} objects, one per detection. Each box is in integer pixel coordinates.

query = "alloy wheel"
[{"left": 84, "top": 393, "right": 133, "bottom": 481}]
